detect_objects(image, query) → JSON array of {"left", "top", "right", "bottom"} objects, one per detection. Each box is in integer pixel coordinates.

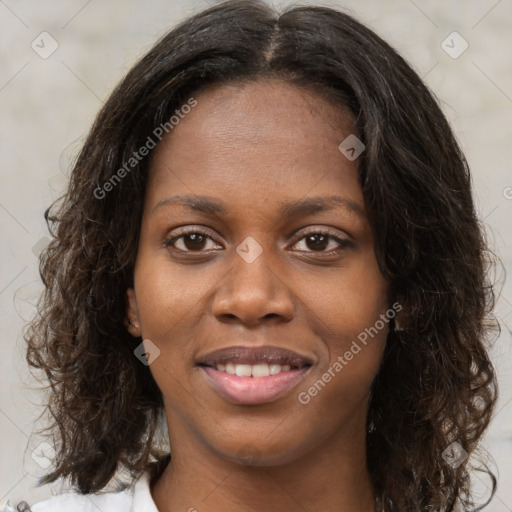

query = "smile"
[
  {"left": 197, "top": 345, "right": 313, "bottom": 405},
  {"left": 214, "top": 362, "right": 292, "bottom": 377}
]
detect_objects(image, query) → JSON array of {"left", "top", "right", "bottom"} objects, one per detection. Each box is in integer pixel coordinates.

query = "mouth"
[{"left": 197, "top": 345, "right": 313, "bottom": 405}]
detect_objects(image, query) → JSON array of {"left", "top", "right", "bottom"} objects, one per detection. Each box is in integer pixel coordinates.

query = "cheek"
[
  {"left": 302, "top": 253, "right": 389, "bottom": 396},
  {"left": 132, "top": 261, "right": 208, "bottom": 405},
  {"left": 310, "top": 251, "right": 389, "bottom": 343},
  {"left": 133, "top": 256, "right": 215, "bottom": 342}
]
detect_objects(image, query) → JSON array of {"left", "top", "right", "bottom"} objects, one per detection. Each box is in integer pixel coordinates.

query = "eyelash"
[{"left": 163, "top": 227, "right": 352, "bottom": 256}]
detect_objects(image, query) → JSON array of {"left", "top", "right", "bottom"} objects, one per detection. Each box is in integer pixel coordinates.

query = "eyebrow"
[{"left": 151, "top": 194, "right": 365, "bottom": 219}]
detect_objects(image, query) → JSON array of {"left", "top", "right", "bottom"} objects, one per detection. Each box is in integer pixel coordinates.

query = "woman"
[{"left": 11, "top": 0, "right": 498, "bottom": 510}]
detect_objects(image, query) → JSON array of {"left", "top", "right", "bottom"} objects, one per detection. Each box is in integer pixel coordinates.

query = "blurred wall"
[{"left": 1, "top": 0, "right": 511, "bottom": 508}]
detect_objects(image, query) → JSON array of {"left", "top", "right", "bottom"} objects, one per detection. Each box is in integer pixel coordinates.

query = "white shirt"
[{"left": 1, "top": 472, "right": 159, "bottom": 512}]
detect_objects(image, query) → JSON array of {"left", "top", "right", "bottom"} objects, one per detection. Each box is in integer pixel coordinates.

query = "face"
[{"left": 126, "top": 79, "right": 390, "bottom": 467}]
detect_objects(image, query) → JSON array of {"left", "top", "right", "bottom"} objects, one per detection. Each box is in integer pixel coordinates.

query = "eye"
[
  {"left": 291, "top": 230, "right": 352, "bottom": 254},
  {"left": 163, "top": 227, "right": 352, "bottom": 255},
  {"left": 164, "top": 228, "right": 222, "bottom": 252}
]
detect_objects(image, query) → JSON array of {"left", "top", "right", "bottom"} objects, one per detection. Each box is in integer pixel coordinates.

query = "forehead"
[{"left": 146, "top": 79, "right": 363, "bottom": 215}]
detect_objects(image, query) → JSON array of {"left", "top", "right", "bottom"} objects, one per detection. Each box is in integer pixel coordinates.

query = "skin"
[{"left": 126, "top": 79, "right": 390, "bottom": 512}]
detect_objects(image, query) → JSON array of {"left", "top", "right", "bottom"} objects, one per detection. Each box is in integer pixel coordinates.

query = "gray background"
[{"left": 1, "top": 0, "right": 511, "bottom": 509}]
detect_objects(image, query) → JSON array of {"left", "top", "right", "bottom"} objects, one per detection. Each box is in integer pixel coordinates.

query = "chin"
[{"left": 212, "top": 436, "right": 313, "bottom": 468}]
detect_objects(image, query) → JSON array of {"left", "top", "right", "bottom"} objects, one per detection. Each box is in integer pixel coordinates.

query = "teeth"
[
  {"left": 235, "top": 364, "right": 252, "bottom": 377},
  {"left": 252, "top": 363, "right": 269, "bottom": 377},
  {"left": 215, "top": 363, "right": 294, "bottom": 377}
]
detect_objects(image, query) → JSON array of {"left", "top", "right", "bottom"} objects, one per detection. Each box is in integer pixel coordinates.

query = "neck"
[{"left": 152, "top": 417, "right": 375, "bottom": 512}]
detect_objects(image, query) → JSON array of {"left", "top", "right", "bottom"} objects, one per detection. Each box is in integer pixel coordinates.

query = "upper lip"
[{"left": 197, "top": 346, "right": 313, "bottom": 368}]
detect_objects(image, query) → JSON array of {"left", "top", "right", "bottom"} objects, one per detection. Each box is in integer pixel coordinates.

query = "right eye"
[{"left": 163, "top": 229, "right": 223, "bottom": 253}]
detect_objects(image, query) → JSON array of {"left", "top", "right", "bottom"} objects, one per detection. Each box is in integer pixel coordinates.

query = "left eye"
[{"left": 291, "top": 232, "right": 349, "bottom": 253}]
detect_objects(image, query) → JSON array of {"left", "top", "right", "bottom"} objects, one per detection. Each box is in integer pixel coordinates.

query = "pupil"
[
  {"left": 185, "top": 233, "right": 205, "bottom": 250},
  {"left": 307, "top": 234, "right": 328, "bottom": 251}
]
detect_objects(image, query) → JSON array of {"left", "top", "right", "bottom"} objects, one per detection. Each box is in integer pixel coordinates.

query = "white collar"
[{"left": 130, "top": 471, "right": 160, "bottom": 512}]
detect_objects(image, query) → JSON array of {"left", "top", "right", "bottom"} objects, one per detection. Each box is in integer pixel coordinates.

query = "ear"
[
  {"left": 393, "top": 310, "right": 406, "bottom": 331},
  {"left": 125, "top": 288, "right": 142, "bottom": 337},
  {"left": 388, "top": 300, "right": 406, "bottom": 331}
]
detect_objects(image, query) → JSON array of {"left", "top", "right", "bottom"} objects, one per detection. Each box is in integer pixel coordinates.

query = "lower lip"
[{"left": 201, "top": 366, "right": 310, "bottom": 405}]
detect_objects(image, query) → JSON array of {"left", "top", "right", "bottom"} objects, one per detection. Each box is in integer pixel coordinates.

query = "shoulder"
[
  {"left": 30, "top": 487, "right": 133, "bottom": 512},
  {"left": 3, "top": 472, "right": 158, "bottom": 512}
]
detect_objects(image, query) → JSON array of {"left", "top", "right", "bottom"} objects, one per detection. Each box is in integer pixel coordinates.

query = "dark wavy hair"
[{"left": 25, "top": 1, "right": 499, "bottom": 509}]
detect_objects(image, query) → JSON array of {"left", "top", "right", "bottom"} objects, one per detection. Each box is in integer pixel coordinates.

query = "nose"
[{"left": 211, "top": 245, "right": 294, "bottom": 327}]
